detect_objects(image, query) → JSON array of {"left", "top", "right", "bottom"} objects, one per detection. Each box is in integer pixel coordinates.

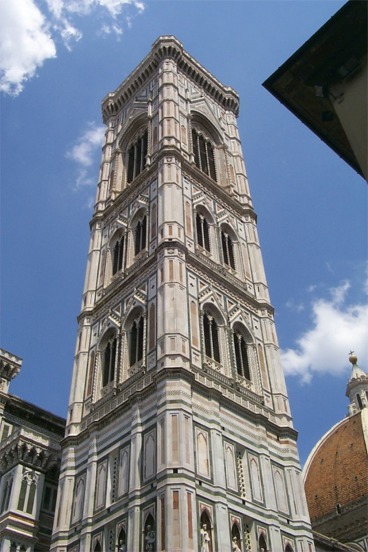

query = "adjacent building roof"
[{"left": 263, "top": 1, "right": 367, "bottom": 178}]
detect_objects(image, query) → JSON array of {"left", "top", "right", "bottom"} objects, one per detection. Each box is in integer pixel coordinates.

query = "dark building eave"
[{"left": 263, "top": 0, "right": 367, "bottom": 178}]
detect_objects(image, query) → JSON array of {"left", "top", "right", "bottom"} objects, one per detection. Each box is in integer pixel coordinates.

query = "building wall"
[{"left": 51, "top": 37, "right": 314, "bottom": 552}]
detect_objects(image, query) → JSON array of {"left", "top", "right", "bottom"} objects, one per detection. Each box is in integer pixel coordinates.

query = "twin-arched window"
[
  {"left": 203, "top": 312, "right": 220, "bottom": 363},
  {"left": 109, "top": 212, "right": 147, "bottom": 280},
  {"left": 202, "top": 309, "right": 252, "bottom": 381},
  {"left": 127, "top": 129, "right": 148, "bottom": 184},
  {"left": 102, "top": 336, "right": 117, "bottom": 387},
  {"left": 195, "top": 209, "right": 238, "bottom": 272},
  {"left": 196, "top": 213, "right": 210, "bottom": 252},
  {"left": 129, "top": 314, "right": 144, "bottom": 367},
  {"left": 192, "top": 128, "right": 216, "bottom": 181},
  {"left": 233, "top": 329, "right": 251, "bottom": 380},
  {"left": 99, "top": 309, "right": 146, "bottom": 395},
  {"left": 112, "top": 235, "right": 125, "bottom": 275},
  {"left": 221, "top": 229, "right": 235, "bottom": 269},
  {"left": 134, "top": 215, "right": 147, "bottom": 256}
]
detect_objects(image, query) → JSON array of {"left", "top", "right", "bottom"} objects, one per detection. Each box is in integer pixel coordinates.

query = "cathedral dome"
[{"left": 303, "top": 356, "right": 368, "bottom": 549}]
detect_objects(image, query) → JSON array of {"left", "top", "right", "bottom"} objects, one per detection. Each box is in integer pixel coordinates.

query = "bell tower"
[{"left": 51, "top": 36, "right": 314, "bottom": 552}]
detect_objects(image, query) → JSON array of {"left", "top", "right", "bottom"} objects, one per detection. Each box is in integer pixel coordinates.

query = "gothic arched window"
[
  {"left": 102, "top": 336, "right": 117, "bottom": 387},
  {"left": 231, "top": 523, "right": 241, "bottom": 551},
  {"left": 17, "top": 470, "right": 37, "bottom": 514},
  {"left": 127, "top": 129, "right": 148, "bottom": 183},
  {"left": 203, "top": 312, "right": 220, "bottom": 363},
  {"left": 72, "top": 477, "right": 85, "bottom": 523},
  {"left": 144, "top": 514, "right": 156, "bottom": 552},
  {"left": 196, "top": 212, "right": 210, "bottom": 252},
  {"left": 233, "top": 330, "right": 251, "bottom": 380},
  {"left": 94, "top": 541, "right": 102, "bottom": 552},
  {"left": 134, "top": 215, "right": 147, "bottom": 256},
  {"left": 129, "top": 314, "right": 144, "bottom": 367},
  {"left": 0, "top": 476, "right": 13, "bottom": 513},
  {"left": 117, "top": 527, "right": 127, "bottom": 551},
  {"left": 200, "top": 510, "right": 213, "bottom": 552},
  {"left": 221, "top": 230, "right": 235, "bottom": 269},
  {"left": 192, "top": 128, "right": 216, "bottom": 181},
  {"left": 112, "top": 235, "right": 125, "bottom": 275},
  {"left": 259, "top": 532, "right": 268, "bottom": 551},
  {"left": 357, "top": 393, "right": 363, "bottom": 410}
]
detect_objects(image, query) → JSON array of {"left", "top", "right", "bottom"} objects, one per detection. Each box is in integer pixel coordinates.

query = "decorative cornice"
[
  {"left": 0, "top": 348, "right": 22, "bottom": 382},
  {"left": 102, "top": 36, "right": 239, "bottom": 122},
  {"left": 0, "top": 429, "right": 61, "bottom": 474}
]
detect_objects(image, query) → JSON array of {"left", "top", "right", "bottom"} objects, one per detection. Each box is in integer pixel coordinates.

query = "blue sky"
[{"left": 1, "top": 0, "right": 367, "bottom": 466}]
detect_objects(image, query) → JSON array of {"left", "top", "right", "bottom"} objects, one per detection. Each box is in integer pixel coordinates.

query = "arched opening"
[
  {"left": 127, "top": 129, "right": 148, "bottom": 183},
  {"left": 144, "top": 513, "right": 155, "bottom": 551},
  {"left": 94, "top": 540, "right": 102, "bottom": 552},
  {"left": 192, "top": 128, "right": 216, "bottom": 181},
  {"left": 203, "top": 312, "right": 220, "bottom": 363},
  {"left": 357, "top": 393, "right": 363, "bottom": 410},
  {"left": 128, "top": 313, "right": 144, "bottom": 367},
  {"left": 134, "top": 215, "right": 147, "bottom": 256},
  {"left": 112, "top": 234, "right": 125, "bottom": 275},
  {"left": 221, "top": 228, "right": 235, "bottom": 269},
  {"left": 285, "top": 544, "right": 294, "bottom": 552},
  {"left": 102, "top": 335, "right": 117, "bottom": 387},
  {"left": 200, "top": 509, "right": 213, "bottom": 552},
  {"left": 259, "top": 532, "right": 268, "bottom": 551},
  {"left": 231, "top": 522, "right": 241, "bottom": 551},
  {"left": 196, "top": 212, "right": 210, "bottom": 252},
  {"left": 232, "top": 324, "right": 251, "bottom": 380},
  {"left": 117, "top": 527, "right": 127, "bottom": 551}
]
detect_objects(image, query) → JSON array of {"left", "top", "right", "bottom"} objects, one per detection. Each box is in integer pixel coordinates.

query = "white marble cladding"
[{"left": 51, "top": 37, "right": 314, "bottom": 552}]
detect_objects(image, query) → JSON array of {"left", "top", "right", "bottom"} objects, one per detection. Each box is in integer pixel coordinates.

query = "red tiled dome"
[{"left": 304, "top": 411, "right": 368, "bottom": 522}]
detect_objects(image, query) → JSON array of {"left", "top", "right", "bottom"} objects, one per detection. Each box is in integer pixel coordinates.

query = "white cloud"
[
  {"left": 0, "top": 0, "right": 56, "bottom": 95},
  {"left": 67, "top": 123, "right": 105, "bottom": 167},
  {"left": 0, "top": 0, "right": 145, "bottom": 95},
  {"left": 66, "top": 123, "right": 105, "bottom": 190},
  {"left": 281, "top": 280, "right": 368, "bottom": 383}
]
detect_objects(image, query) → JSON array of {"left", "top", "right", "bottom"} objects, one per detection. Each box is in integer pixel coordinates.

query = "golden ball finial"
[{"left": 349, "top": 351, "right": 358, "bottom": 365}]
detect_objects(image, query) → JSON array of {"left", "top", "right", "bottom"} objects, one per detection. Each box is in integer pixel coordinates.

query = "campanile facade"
[{"left": 51, "top": 37, "right": 314, "bottom": 552}]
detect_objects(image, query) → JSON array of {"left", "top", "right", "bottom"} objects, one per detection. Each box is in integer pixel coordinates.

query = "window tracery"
[
  {"left": 112, "top": 234, "right": 125, "bottom": 275},
  {"left": 128, "top": 313, "right": 144, "bottom": 367},
  {"left": 221, "top": 229, "right": 235, "bottom": 269},
  {"left": 127, "top": 129, "right": 148, "bottom": 183},
  {"left": 233, "top": 330, "right": 251, "bottom": 380},
  {"left": 203, "top": 312, "right": 220, "bottom": 363},
  {"left": 192, "top": 128, "right": 216, "bottom": 181},
  {"left": 134, "top": 215, "right": 147, "bottom": 256},
  {"left": 102, "top": 335, "right": 118, "bottom": 387},
  {"left": 17, "top": 469, "right": 38, "bottom": 514},
  {"left": 196, "top": 212, "right": 210, "bottom": 252}
]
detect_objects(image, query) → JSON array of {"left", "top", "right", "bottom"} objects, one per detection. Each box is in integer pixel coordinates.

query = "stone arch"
[
  {"left": 219, "top": 221, "right": 238, "bottom": 270},
  {"left": 96, "top": 327, "right": 119, "bottom": 396}
]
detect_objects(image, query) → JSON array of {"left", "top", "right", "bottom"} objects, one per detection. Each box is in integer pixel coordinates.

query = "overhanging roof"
[{"left": 263, "top": 1, "right": 367, "bottom": 178}]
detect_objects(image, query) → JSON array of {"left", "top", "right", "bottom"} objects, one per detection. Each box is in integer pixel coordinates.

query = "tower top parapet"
[
  {"left": 102, "top": 35, "right": 240, "bottom": 122},
  {"left": 0, "top": 348, "right": 22, "bottom": 394}
]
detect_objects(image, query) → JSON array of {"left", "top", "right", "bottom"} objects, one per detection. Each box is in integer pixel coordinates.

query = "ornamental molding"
[
  {"left": 102, "top": 36, "right": 239, "bottom": 122},
  {"left": 182, "top": 168, "right": 253, "bottom": 221},
  {"left": 187, "top": 254, "right": 267, "bottom": 317},
  {"left": 0, "top": 433, "right": 61, "bottom": 474}
]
